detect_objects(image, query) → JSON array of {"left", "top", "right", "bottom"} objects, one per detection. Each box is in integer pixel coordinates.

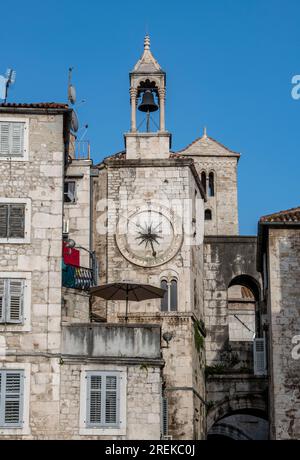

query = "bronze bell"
[{"left": 138, "top": 89, "right": 158, "bottom": 113}]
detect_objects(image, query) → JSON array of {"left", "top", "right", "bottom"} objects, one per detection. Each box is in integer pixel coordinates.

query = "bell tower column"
[
  {"left": 159, "top": 88, "right": 166, "bottom": 132},
  {"left": 130, "top": 87, "right": 137, "bottom": 132}
]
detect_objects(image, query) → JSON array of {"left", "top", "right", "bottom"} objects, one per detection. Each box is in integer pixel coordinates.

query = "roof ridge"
[{"left": 176, "top": 135, "right": 239, "bottom": 155}]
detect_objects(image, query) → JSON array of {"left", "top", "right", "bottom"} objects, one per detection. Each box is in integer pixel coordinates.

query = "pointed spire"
[
  {"left": 132, "top": 35, "right": 163, "bottom": 73},
  {"left": 144, "top": 34, "right": 150, "bottom": 50},
  {"left": 203, "top": 126, "right": 207, "bottom": 138}
]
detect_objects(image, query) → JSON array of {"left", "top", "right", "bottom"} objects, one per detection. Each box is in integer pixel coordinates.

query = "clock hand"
[{"left": 150, "top": 240, "right": 157, "bottom": 258}]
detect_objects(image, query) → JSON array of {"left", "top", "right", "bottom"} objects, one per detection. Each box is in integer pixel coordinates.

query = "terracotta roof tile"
[
  {"left": 0, "top": 102, "right": 69, "bottom": 109},
  {"left": 260, "top": 206, "right": 300, "bottom": 223}
]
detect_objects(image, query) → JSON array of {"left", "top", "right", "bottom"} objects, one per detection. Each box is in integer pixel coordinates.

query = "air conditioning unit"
[{"left": 63, "top": 219, "right": 69, "bottom": 235}]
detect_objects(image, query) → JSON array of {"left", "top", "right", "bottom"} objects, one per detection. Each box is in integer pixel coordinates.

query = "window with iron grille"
[
  {"left": 0, "top": 279, "right": 24, "bottom": 324},
  {"left": 86, "top": 372, "right": 120, "bottom": 428},
  {"left": 0, "top": 370, "right": 24, "bottom": 427},
  {"left": 0, "top": 204, "right": 25, "bottom": 239},
  {"left": 0, "top": 122, "right": 25, "bottom": 156}
]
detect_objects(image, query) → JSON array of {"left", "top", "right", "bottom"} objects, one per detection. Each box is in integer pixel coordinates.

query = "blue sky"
[{"left": 1, "top": 0, "right": 299, "bottom": 234}]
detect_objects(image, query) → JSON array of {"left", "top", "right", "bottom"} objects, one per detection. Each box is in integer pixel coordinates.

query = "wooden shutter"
[
  {"left": 105, "top": 375, "right": 118, "bottom": 425},
  {"left": 4, "top": 372, "right": 23, "bottom": 426},
  {"left": 7, "top": 280, "right": 24, "bottom": 323},
  {"left": 88, "top": 374, "right": 102, "bottom": 425},
  {"left": 254, "top": 338, "right": 267, "bottom": 375},
  {"left": 10, "top": 123, "right": 24, "bottom": 156},
  {"left": 0, "top": 204, "right": 8, "bottom": 238},
  {"left": 8, "top": 204, "right": 25, "bottom": 238},
  {"left": 87, "top": 372, "right": 120, "bottom": 428},
  {"left": 0, "top": 123, "right": 10, "bottom": 155}
]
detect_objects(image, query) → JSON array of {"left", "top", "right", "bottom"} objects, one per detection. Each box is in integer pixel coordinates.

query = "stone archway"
[{"left": 207, "top": 395, "right": 268, "bottom": 440}]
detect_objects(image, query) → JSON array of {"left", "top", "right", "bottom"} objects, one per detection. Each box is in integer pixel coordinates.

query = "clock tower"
[{"left": 93, "top": 36, "right": 207, "bottom": 440}]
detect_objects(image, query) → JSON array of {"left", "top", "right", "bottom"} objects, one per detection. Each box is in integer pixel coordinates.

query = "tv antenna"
[
  {"left": 68, "top": 67, "right": 76, "bottom": 105},
  {"left": 0, "top": 69, "right": 16, "bottom": 102}
]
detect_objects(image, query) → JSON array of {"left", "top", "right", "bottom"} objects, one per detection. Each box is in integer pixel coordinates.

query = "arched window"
[
  {"left": 201, "top": 172, "right": 206, "bottom": 194},
  {"left": 205, "top": 209, "right": 212, "bottom": 220},
  {"left": 160, "top": 278, "right": 178, "bottom": 312},
  {"left": 208, "top": 172, "right": 215, "bottom": 197}
]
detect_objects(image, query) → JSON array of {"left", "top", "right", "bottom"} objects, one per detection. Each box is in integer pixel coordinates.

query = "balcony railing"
[
  {"left": 68, "top": 138, "right": 90, "bottom": 160},
  {"left": 62, "top": 262, "right": 94, "bottom": 291}
]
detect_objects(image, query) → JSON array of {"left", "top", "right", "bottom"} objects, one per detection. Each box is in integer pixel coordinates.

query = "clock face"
[{"left": 116, "top": 206, "right": 183, "bottom": 267}]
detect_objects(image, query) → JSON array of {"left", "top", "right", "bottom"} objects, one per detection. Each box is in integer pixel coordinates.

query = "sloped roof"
[
  {"left": 177, "top": 133, "right": 240, "bottom": 157},
  {"left": 131, "top": 35, "right": 164, "bottom": 74},
  {"left": 260, "top": 206, "right": 300, "bottom": 223},
  {"left": 0, "top": 102, "right": 69, "bottom": 109}
]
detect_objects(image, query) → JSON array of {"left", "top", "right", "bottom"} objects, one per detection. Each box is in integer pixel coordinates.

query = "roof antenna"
[
  {"left": 68, "top": 67, "right": 76, "bottom": 105},
  {"left": 0, "top": 69, "right": 16, "bottom": 103}
]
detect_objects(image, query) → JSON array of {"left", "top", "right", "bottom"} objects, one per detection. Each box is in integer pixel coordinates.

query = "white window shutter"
[
  {"left": 7, "top": 280, "right": 24, "bottom": 323},
  {"left": 10, "top": 123, "right": 24, "bottom": 155},
  {"left": 0, "top": 123, "right": 10, "bottom": 155},
  {"left": 105, "top": 375, "right": 118, "bottom": 425},
  {"left": 254, "top": 338, "right": 267, "bottom": 375},
  {"left": 0, "top": 279, "right": 4, "bottom": 323},
  {"left": 88, "top": 374, "right": 102, "bottom": 425}
]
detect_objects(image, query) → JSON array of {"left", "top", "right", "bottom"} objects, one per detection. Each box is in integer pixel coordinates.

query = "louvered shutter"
[
  {"left": 254, "top": 338, "right": 267, "bottom": 375},
  {"left": 0, "top": 123, "right": 10, "bottom": 155},
  {"left": 10, "top": 123, "right": 24, "bottom": 156},
  {"left": 105, "top": 375, "right": 118, "bottom": 425},
  {"left": 7, "top": 280, "right": 23, "bottom": 323},
  {"left": 8, "top": 204, "right": 25, "bottom": 238},
  {"left": 4, "top": 372, "right": 23, "bottom": 426},
  {"left": 0, "top": 279, "right": 5, "bottom": 323},
  {"left": 88, "top": 374, "right": 102, "bottom": 425},
  {"left": 0, "top": 204, "right": 8, "bottom": 238},
  {"left": 161, "top": 397, "right": 168, "bottom": 436}
]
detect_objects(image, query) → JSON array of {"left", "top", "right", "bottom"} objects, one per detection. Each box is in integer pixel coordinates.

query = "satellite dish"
[
  {"left": 71, "top": 110, "right": 79, "bottom": 132},
  {"left": 68, "top": 84, "right": 76, "bottom": 105}
]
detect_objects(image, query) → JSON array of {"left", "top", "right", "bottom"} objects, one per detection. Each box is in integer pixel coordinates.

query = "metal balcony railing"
[
  {"left": 69, "top": 139, "right": 90, "bottom": 160},
  {"left": 62, "top": 262, "right": 94, "bottom": 291}
]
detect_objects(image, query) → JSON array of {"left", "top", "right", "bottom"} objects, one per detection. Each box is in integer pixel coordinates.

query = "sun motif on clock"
[{"left": 115, "top": 205, "right": 183, "bottom": 267}]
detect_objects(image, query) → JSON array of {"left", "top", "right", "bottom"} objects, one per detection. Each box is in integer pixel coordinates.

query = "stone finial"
[
  {"left": 203, "top": 126, "right": 207, "bottom": 138},
  {"left": 144, "top": 34, "right": 150, "bottom": 50}
]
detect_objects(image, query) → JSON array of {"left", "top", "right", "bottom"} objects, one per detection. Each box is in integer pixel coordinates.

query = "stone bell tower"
[{"left": 125, "top": 35, "right": 171, "bottom": 159}]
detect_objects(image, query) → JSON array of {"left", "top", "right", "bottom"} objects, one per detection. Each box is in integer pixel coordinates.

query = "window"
[
  {"left": 208, "top": 172, "right": 215, "bottom": 197},
  {"left": 160, "top": 279, "right": 178, "bottom": 312},
  {"left": 0, "top": 370, "right": 24, "bottom": 428},
  {"left": 205, "top": 209, "right": 212, "bottom": 220},
  {"left": 201, "top": 172, "right": 206, "bottom": 194},
  {"left": 0, "top": 204, "right": 25, "bottom": 239},
  {"left": 0, "top": 279, "right": 24, "bottom": 324},
  {"left": 86, "top": 372, "right": 120, "bottom": 428},
  {"left": 0, "top": 122, "right": 25, "bottom": 157},
  {"left": 64, "top": 181, "right": 76, "bottom": 203}
]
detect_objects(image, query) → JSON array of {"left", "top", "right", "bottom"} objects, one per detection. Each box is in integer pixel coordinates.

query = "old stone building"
[{"left": 0, "top": 36, "right": 299, "bottom": 440}]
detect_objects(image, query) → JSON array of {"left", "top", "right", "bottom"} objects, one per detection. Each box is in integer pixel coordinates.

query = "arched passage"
[{"left": 207, "top": 396, "right": 268, "bottom": 440}]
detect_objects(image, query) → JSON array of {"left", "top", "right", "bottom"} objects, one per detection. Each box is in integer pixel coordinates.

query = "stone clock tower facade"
[{"left": 93, "top": 36, "right": 207, "bottom": 439}]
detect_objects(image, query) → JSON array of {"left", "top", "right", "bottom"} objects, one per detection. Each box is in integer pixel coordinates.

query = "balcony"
[
  {"left": 62, "top": 262, "right": 94, "bottom": 291},
  {"left": 69, "top": 138, "right": 91, "bottom": 160},
  {"left": 62, "top": 323, "right": 162, "bottom": 362}
]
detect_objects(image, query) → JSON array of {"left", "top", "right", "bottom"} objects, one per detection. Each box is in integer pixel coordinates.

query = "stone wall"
[{"left": 267, "top": 228, "right": 300, "bottom": 439}]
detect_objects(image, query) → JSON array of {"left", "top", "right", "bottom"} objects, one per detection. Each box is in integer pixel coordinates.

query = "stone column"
[
  {"left": 159, "top": 88, "right": 166, "bottom": 132},
  {"left": 130, "top": 87, "right": 137, "bottom": 132}
]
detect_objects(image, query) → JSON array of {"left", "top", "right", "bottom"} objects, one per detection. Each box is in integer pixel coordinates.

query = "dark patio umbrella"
[{"left": 90, "top": 281, "right": 166, "bottom": 322}]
